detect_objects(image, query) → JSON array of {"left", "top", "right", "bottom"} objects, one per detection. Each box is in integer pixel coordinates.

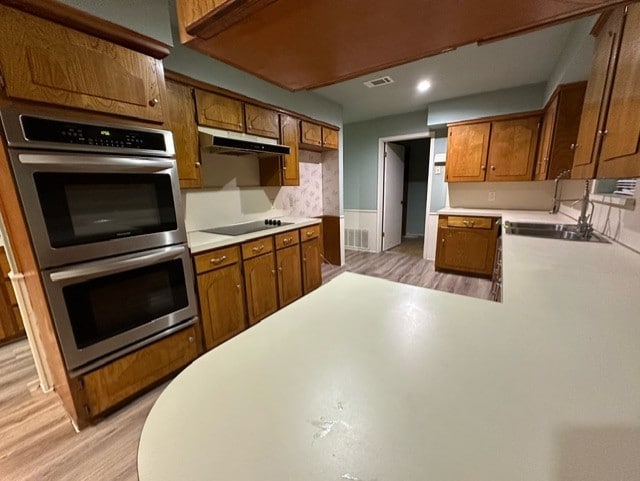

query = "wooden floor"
[
  {"left": 0, "top": 338, "right": 163, "bottom": 481},
  {"left": 323, "top": 249, "right": 492, "bottom": 301},
  {"left": 387, "top": 236, "right": 424, "bottom": 257},
  {"left": 0, "top": 249, "right": 491, "bottom": 480}
]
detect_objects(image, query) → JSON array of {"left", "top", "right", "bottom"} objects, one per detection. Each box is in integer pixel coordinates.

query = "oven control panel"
[{"left": 19, "top": 115, "right": 167, "bottom": 152}]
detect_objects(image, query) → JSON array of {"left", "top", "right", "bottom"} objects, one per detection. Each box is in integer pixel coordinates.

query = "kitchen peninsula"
[{"left": 139, "top": 211, "right": 640, "bottom": 481}]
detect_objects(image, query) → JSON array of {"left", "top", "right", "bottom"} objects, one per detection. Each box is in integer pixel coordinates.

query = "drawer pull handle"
[
  {"left": 252, "top": 245, "right": 265, "bottom": 252},
  {"left": 210, "top": 255, "right": 227, "bottom": 264},
  {"left": 283, "top": 237, "right": 292, "bottom": 244},
  {"left": 306, "top": 231, "right": 313, "bottom": 237}
]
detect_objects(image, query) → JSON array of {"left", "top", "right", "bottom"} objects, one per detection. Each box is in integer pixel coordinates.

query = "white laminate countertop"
[
  {"left": 187, "top": 216, "right": 322, "bottom": 254},
  {"left": 139, "top": 210, "right": 640, "bottom": 481}
]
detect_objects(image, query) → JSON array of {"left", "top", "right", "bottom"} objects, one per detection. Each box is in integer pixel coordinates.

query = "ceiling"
[{"left": 313, "top": 17, "right": 593, "bottom": 124}]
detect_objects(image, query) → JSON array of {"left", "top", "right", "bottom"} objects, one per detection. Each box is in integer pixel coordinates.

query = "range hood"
[{"left": 198, "top": 126, "right": 290, "bottom": 157}]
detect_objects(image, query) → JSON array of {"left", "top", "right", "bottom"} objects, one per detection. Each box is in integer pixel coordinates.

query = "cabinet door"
[
  {"left": 281, "top": 114, "right": 300, "bottom": 185},
  {"left": 195, "top": 89, "right": 244, "bottom": 132},
  {"left": 301, "top": 238, "right": 322, "bottom": 294},
  {"left": 0, "top": 6, "right": 165, "bottom": 123},
  {"left": 322, "top": 127, "right": 339, "bottom": 149},
  {"left": 445, "top": 123, "right": 490, "bottom": 182},
  {"left": 572, "top": 8, "right": 625, "bottom": 179},
  {"left": 197, "top": 263, "right": 246, "bottom": 350},
  {"left": 300, "top": 121, "right": 323, "bottom": 148},
  {"left": 435, "top": 226, "right": 497, "bottom": 277},
  {"left": 276, "top": 245, "right": 302, "bottom": 307},
  {"left": 597, "top": 3, "right": 640, "bottom": 179},
  {"left": 166, "top": 81, "right": 202, "bottom": 188},
  {"left": 535, "top": 96, "right": 558, "bottom": 180},
  {"left": 243, "top": 254, "right": 278, "bottom": 325},
  {"left": 245, "top": 104, "right": 279, "bottom": 139},
  {"left": 486, "top": 116, "right": 540, "bottom": 182}
]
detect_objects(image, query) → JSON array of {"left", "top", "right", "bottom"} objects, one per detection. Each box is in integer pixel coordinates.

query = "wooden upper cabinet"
[
  {"left": 195, "top": 89, "right": 244, "bottom": 132},
  {"left": 445, "top": 123, "right": 490, "bottom": 182},
  {"left": 322, "top": 127, "right": 339, "bottom": 150},
  {"left": 280, "top": 114, "right": 300, "bottom": 185},
  {"left": 177, "top": 0, "right": 271, "bottom": 40},
  {"left": 572, "top": 8, "right": 625, "bottom": 178},
  {"left": 245, "top": 104, "right": 279, "bottom": 138},
  {"left": 535, "top": 97, "right": 558, "bottom": 180},
  {"left": 300, "top": 121, "right": 323, "bottom": 148},
  {"left": 535, "top": 82, "right": 586, "bottom": 180},
  {"left": 486, "top": 115, "right": 540, "bottom": 182},
  {"left": 0, "top": 5, "right": 165, "bottom": 123},
  {"left": 166, "top": 81, "right": 202, "bottom": 188},
  {"left": 596, "top": 3, "right": 640, "bottom": 178}
]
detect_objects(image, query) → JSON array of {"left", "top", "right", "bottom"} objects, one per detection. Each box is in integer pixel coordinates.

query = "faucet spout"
[{"left": 549, "top": 169, "right": 572, "bottom": 214}]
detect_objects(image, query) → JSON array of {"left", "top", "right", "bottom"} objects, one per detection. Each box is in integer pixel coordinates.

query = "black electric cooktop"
[{"left": 201, "top": 219, "right": 293, "bottom": 236}]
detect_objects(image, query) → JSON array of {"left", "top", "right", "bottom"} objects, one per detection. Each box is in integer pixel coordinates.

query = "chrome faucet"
[
  {"left": 573, "top": 180, "right": 594, "bottom": 238},
  {"left": 549, "top": 169, "right": 572, "bottom": 214}
]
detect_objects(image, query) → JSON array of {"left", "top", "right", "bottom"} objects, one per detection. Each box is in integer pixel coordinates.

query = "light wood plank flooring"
[
  {"left": 323, "top": 249, "right": 492, "bottom": 301},
  {"left": 0, "top": 249, "right": 492, "bottom": 480},
  {"left": 0, "top": 338, "right": 163, "bottom": 481},
  {"left": 387, "top": 236, "right": 424, "bottom": 257}
]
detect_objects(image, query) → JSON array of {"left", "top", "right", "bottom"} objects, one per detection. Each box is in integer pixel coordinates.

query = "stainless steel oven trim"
[
  {"left": 8, "top": 149, "right": 186, "bottom": 268},
  {"left": 0, "top": 107, "right": 175, "bottom": 157},
  {"left": 42, "top": 244, "right": 198, "bottom": 372}
]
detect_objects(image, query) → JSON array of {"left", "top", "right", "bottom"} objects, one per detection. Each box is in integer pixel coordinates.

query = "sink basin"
[{"left": 504, "top": 221, "right": 609, "bottom": 243}]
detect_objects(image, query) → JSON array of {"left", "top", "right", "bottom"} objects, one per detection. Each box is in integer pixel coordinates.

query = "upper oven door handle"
[
  {"left": 17, "top": 153, "right": 175, "bottom": 172},
  {"left": 48, "top": 245, "right": 186, "bottom": 284}
]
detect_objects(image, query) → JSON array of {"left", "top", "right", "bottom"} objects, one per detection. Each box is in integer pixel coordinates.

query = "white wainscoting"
[
  {"left": 425, "top": 213, "right": 439, "bottom": 261},
  {"left": 344, "top": 210, "right": 378, "bottom": 252}
]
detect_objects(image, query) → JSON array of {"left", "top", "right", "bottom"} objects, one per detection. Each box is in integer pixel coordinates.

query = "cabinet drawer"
[
  {"left": 300, "top": 224, "right": 321, "bottom": 241},
  {"left": 275, "top": 230, "right": 300, "bottom": 250},
  {"left": 194, "top": 245, "right": 240, "bottom": 274},
  {"left": 79, "top": 325, "right": 198, "bottom": 417},
  {"left": 447, "top": 216, "right": 493, "bottom": 229},
  {"left": 241, "top": 236, "right": 274, "bottom": 260}
]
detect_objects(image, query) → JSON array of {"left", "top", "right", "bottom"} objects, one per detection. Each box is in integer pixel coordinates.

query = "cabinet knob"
[
  {"left": 236, "top": 284, "right": 241, "bottom": 289},
  {"left": 148, "top": 98, "right": 159, "bottom": 107},
  {"left": 597, "top": 130, "right": 608, "bottom": 136},
  {"left": 188, "top": 336, "right": 194, "bottom": 343},
  {"left": 570, "top": 143, "right": 578, "bottom": 150},
  {"left": 195, "top": 162, "right": 201, "bottom": 167},
  {"left": 491, "top": 165, "right": 496, "bottom": 171},
  {"left": 238, "top": 123, "right": 242, "bottom": 128},
  {"left": 278, "top": 266, "right": 282, "bottom": 272},
  {"left": 481, "top": 165, "right": 486, "bottom": 171},
  {"left": 306, "top": 231, "right": 313, "bottom": 237},
  {"left": 441, "top": 238, "right": 445, "bottom": 244},
  {"left": 271, "top": 269, "right": 276, "bottom": 275}
]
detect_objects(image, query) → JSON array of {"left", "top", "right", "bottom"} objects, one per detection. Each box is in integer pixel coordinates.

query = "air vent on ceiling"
[{"left": 363, "top": 76, "right": 394, "bottom": 88}]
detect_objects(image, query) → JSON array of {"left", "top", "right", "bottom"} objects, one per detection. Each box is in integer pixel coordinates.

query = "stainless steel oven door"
[
  {"left": 8, "top": 150, "right": 186, "bottom": 268},
  {"left": 41, "top": 244, "right": 197, "bottom": 373}
]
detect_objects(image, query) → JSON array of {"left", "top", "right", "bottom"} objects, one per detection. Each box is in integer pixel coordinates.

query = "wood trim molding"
[
  {"left": 164, "top": 69, "right": 340, "bottom": 130},
  {"left": 0, "top": 0, "right": 171, "bottom": 59},
  {"left": 446, "top": 110, "right": 544, "bottom": 128},
  {"left": 186, "top": 0, "right": 277, "bottom": 39}
]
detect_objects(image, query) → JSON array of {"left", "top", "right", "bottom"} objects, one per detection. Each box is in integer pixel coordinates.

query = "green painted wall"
[
  {"left": 343, "top": 111, "right": 427, "bottom": 210},
  {"left": 57, "top": 0, "right": 174, "bottom": 45}
]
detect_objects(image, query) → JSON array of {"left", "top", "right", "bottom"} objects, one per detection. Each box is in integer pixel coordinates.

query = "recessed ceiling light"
[{"left": 417, "top": 80, "right": 431, "bottom": 92}]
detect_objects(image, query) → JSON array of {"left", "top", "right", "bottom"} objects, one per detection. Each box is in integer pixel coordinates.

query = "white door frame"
[{"left": 376, "top": 131, "right": 433, "bottom": 254}]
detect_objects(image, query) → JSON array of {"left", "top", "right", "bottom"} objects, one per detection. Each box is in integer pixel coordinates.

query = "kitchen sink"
[{"left": 504, "top": 221, "right": 609, "bottom": 243}]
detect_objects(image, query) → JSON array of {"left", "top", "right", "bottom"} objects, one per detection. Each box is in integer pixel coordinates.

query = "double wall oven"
[{"left": 1, "top": 108, "right": 197, "bottom": 374}]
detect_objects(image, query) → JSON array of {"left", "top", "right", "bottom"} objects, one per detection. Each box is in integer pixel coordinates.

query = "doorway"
[{"left": 379, "top": 134, "right": 431, "bottom": 256}]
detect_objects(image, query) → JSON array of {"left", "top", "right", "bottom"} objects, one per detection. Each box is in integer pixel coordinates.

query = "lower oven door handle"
[{"left": 48, "top": 246, "right": 185, "bottom": 284}]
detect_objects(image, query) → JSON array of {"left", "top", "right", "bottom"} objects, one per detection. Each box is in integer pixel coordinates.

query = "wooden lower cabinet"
[
  {"left": 0, "top": 246, "right": 24, "bottom": 344},
  {"left": 276, "top": 244, "right": 302, "bottom": 307},
  {"left": 435, "top": 216, "right": 499, "bottom": 277},
  {"left": 76, "top": 325, "right": 199, "bottom": 419},
  {"left": 301, "top": 237, "right": 322, "bottom": 294},
  {"left": 197, "top": 262, "right": 246, "bottom": 350},
  {"left": 243, "top": 251, "right": 278, "bottom": 325}
]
